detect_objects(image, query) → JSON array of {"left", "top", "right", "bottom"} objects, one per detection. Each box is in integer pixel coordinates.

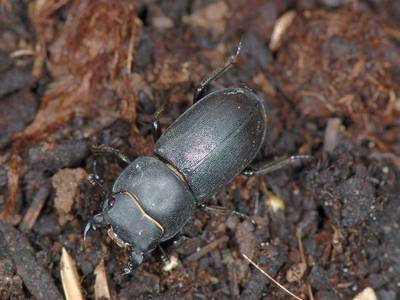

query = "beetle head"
[{"left": 84, "top": 192, "right": 162, "bottom": 272}]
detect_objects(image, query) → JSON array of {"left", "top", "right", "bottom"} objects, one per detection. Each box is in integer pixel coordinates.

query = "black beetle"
[{"left": 84, "top": 43, "right": 311, "bottom": 274}]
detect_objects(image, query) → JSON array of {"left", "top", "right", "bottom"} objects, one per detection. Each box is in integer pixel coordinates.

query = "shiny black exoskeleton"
[{"left": 84, "top": 43, "right": 311, "bottom": 274}]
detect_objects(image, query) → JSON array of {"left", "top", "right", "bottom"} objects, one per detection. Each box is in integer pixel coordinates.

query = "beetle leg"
[
  {"left": 88, "top": 161, "right": 112, "bottom": 210},
  {"left": 91, "top": 144, "right": 131, "bottom": 165},
  {"left": 199, "top": 204, "right": 255, "bottom": 225},
  {"left": 171, "top": 234, "right": 189, "bottom": 247},
  {"left": 152, "top": 105, "right": 165, "bottom": 142},
  {"left": 158, "top": 245, "right": 171, "bottom": 265},
  {"left": 242, "top": 155, "right": 314, "bottom": 177},
  {"left": 122, "top": 249, "right": 144, "bottom": 275},
  {"left": 193, "top": 40, "right": 242, "bottom": 103}
]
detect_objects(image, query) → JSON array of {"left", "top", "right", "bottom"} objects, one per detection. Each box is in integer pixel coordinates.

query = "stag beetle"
[{"left": 84, "top": 42, "right": 311, "bottom": 274}]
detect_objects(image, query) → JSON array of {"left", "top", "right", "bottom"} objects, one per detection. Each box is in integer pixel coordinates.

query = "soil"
[{"left": 0, "top": 0, "right": 399, "bottom": 299}]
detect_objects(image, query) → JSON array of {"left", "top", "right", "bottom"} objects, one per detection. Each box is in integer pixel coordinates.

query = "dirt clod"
[{"left": 52, "top": 168, "right": 87, "bottom": 225}]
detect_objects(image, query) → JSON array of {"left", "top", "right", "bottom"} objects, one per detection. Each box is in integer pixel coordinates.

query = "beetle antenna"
[{"left": 243, "top": 155, "right": 314, "bottom": 177}]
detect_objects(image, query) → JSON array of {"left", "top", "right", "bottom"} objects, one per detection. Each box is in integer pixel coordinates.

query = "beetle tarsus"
[
  {"left": 122, "top": 265, "right": 133, "bottom": 276},
  {"left": 200, "top": 204, "right": 255, "bottom": 224},
  {"left": 152, "top": 105, "right": 165, "bottom": 142},
  {"left": 242, "top": 167, "right": 255, "bottom": 177},
  {"left": 158, "top": 245, "right": 171, "bottom": 265},
  {"left": 91, "top": 144, "right": 131, "bottom": 165},
  {"left": 193, "top": 41, "right": 242, "bottom": 103}
]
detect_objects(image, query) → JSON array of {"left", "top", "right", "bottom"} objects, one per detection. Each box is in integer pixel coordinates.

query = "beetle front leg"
[
  {"left": 88, "top": 160, "right": 112, "bottom": 211},
  {"left": 193, "top": 41, "right": 242, "bottom": 103},
  {"left": 122, "top": 249, "right": 144, "bottom": 275},
  {"left": 242, "top": 155, "right": 314, "bottom": 177},
  {"left": 91, "top": 144, "right": 131, "bottom": 165},
  {"left": 158, "top": 245, "right": 171, "bottom": 265}
]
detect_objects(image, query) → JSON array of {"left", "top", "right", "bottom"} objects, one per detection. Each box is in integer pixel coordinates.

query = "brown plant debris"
[{"left": 60, "top": 247, "right": 84, "bottom": 300}]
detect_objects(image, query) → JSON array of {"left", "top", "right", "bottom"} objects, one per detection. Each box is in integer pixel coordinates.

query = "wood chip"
[
  {"left": 265, "top": 193, "right": 285, "bottom": 212},
  {"left": 94, "top": 258, "right": 111, "bottom": 300},
  {"left": 162, "top": 255, "right": 179, "bottom": 272},
  {"left": 286, "top": 262, "right": 307, "bottom": 283},
  {"left": 269, "top": 11, "right": 296, "bottom": 51},
  {"left": 323, "top": 118, "right": 342, "bottom": 154},
  {"left": 352, "top": 287, "right": 377, "bottom": 300},
  {"left": 60, "top": 248, "right": 84, "bottom": 300}
]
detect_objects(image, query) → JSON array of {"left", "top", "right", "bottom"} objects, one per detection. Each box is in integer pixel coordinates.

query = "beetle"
[{"left": 84, "top": 42, "right": 311, "bottom": 274}]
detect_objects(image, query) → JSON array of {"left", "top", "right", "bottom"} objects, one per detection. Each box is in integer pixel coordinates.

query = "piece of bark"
[{"left": 0, "top": 221, "right": 62, "bottom": 300}]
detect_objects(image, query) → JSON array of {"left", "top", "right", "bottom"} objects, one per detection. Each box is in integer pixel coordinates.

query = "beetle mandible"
[{"left": 84, "top": 42, "right": 311, "bottom": 274}]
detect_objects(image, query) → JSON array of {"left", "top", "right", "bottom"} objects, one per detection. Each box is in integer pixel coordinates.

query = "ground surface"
[{"left": 0, "top": 0, "right": 399, "bottom": 299}]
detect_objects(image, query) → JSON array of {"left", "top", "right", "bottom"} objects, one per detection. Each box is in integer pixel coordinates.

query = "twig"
[
  {"left": 296, "top": 229, "right": 306, "bottom": 266},
  {"left": 1, "top": 154, "right": 22, "bottom": 222},
  {"left": 242, "top": 253, "right": 304, "bottom": 300},
  {"left": 19, "top": 183, "right": 50, "bottom": 232},
  {"left": 297, "top": 229, "right": 314, "bottom": 300},
  {"left": 186, "top": 236, "right": 228, "bottom": 262}
]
